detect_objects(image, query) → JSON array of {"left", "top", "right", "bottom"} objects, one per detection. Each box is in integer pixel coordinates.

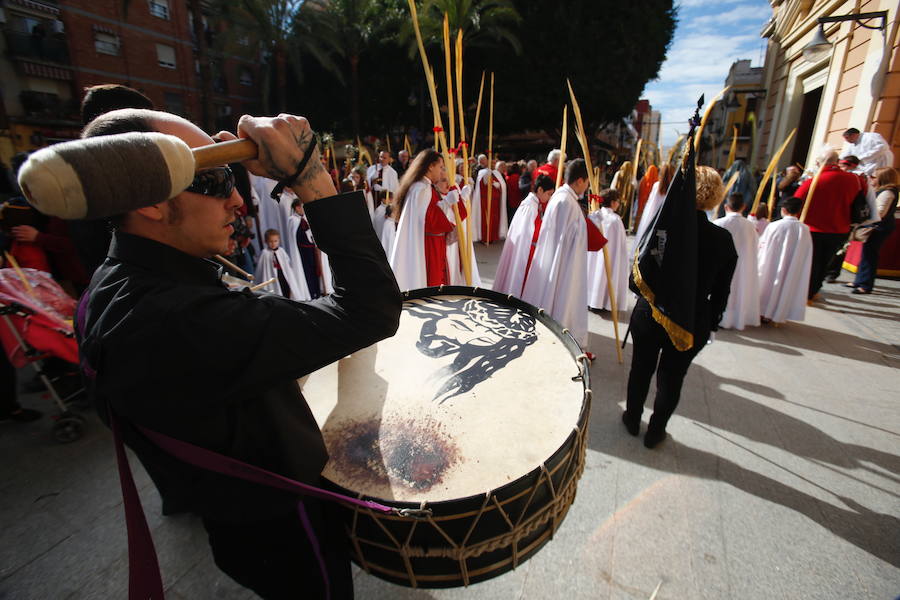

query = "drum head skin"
[{"left": 307, "top": 291, "right": 584, "bottom": 502}]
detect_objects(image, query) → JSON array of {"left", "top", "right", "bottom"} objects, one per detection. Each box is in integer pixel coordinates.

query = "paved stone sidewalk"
[{"left": 1, "top": 242, "right": 898, "bottom": 599}]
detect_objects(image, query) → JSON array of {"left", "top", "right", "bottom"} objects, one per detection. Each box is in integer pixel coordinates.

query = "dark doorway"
[{"left": 791, "top": 86, "right": 823, "bottom": 166}]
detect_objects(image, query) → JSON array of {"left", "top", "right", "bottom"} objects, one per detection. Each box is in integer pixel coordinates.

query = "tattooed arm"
[{"left": 233, "top": 114, "right": 337, "bottom": 204}]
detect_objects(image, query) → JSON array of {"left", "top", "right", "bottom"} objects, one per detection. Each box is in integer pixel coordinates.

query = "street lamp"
[{"left": 802, "top": 11, "right": 888, "bottom": 63}]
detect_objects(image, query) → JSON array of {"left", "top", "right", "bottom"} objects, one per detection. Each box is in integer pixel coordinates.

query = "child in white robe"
[
  {"left": 757, "top": 197, "right": 813, "bottom": 324},
  {"left": 255, "top": 228, "right": 307, "bottom": 300},
  {"left": 587, "top": 188, "right": 628, "bottom": 312},
  {"left": 714, "top": 194, "right": 760, "bottom": 330}
]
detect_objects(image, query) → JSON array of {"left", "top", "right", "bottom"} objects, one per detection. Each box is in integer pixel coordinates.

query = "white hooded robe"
[
  {"left": 587, "top": 207, "right": 628, "bottom": 311},
  {"left": 255, "top": 246, "right": 306, "bottom": 300},
  {"left": 714, "top": 212, "right": 761, "bottom": 330},
  {"left": 521, "top": 184, "right": 590, "bottom": 348},
  {"left": 470, "top": 168, "right": 508, "bottom": 243},
  {"left": 757, "top": 216, "right": 812, "bottom": 323},
  {"left": 493, "top": 192, "right": 541, "bottom": 297}
]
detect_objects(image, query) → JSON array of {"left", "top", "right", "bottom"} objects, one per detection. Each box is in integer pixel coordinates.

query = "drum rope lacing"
[{"left": 348, "top": 422, "right": 590, "bottom": 569}]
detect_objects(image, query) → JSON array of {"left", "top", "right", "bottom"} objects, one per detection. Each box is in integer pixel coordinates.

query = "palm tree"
[
  {"left": 214, "top": 0, "right": 342, "bottom": 114},
  {"left": 299, "top": 0, "right": 394, "bottom": 136},
  {"left": 409, "top": 0, "right": 522, "bottom": 55}
]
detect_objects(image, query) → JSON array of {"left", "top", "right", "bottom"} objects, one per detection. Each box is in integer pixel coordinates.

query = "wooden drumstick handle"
[
  {"left": 193, "top": 138, "right": 258, "bottom": 171},
  {"left": 213, "top": 254, "right": 253, "bottom": 281}
]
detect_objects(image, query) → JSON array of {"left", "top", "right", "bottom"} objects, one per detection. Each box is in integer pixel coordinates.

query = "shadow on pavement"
[
  {"left": 586, "top": 331, "right": 900, "bottom": 568},
  {"left": 722, "top": 321, "right": 899, "bottom": 366}
]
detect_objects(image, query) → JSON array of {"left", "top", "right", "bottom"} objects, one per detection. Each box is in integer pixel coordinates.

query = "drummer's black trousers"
[
  {"left": 625, "top": 303, "right": 708, "bottom": 434},
  {"left": 203, "top": 499, "right": 353, "bottom": 600}
]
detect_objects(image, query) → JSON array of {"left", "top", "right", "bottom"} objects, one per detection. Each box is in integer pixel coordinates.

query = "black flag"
[{"left": 629, "top": 100, "right": 703, "bottom": 351}]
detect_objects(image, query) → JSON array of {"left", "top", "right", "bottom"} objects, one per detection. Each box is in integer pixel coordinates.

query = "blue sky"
[{"left": 643, "top": 0, "right": 773, "bottom": 151}]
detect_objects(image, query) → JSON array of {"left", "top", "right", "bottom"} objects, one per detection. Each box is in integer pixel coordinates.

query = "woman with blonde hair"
[
  {"left": 624, "top": 165, "right": 737, "bottom": 448},
  {"left": 850, "top": 167, "right": 898, "bottom": 293}
]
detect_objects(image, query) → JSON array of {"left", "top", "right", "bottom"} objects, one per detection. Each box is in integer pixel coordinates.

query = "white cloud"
[
  {"left": 688, "top": 4, "right": 768, "bottom": 27},
  {"left": 677, "top": 0, "right": 746, "bottom": 9}
]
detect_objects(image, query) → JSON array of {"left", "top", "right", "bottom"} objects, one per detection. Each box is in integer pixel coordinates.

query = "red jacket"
[
  {"left": 794, "top": 165, "right": 860, "bottom": 234},
  {"left": 534, "top": 163, "right": 557, "bottom": 186}
]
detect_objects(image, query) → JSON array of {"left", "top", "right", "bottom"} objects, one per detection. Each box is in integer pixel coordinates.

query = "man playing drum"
[{"left": 76, "top": 109, "right": 402, "bottom": 599}]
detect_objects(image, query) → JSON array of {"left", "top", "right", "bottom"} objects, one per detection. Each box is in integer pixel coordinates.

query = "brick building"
[{"left": 0, "top": 0, "right": 264, "bottom": 174}]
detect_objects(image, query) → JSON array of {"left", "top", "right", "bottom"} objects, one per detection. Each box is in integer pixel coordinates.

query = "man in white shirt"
[
  {"left": 842, "top": 127, "right": 894, "bottom": 176},
  {"left": 366, "top": 151, "right": 399, "bottom": 204}
]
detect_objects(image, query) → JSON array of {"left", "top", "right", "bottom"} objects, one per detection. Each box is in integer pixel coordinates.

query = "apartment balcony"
[{"left": 3, "top": 28, "right": 70, "bottom": 65}]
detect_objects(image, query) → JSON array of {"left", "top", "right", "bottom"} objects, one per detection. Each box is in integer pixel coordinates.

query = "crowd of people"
[{"left": 0, "top": 78, "right": 897, "bottom": 599}]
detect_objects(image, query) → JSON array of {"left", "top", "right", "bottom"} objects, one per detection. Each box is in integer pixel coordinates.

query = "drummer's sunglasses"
[{"left": 185, "top": 166, "right": 235, "bottom": 199}]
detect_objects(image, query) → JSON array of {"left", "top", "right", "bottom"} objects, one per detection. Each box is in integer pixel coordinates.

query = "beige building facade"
[{"left": 757, "top": 0, "right": 899, "bottom": 171}]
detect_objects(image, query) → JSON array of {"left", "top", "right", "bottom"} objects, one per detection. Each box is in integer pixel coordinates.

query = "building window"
[
  {"left": 94, "top": 32, "right": 120, "bottom": 55},
  {"left": 148, "top": 0, "right": 169, "bottom": 20},
  {"left": 156, "top": 43, "right": 176, "bottom": 68},
  {"left": 164, "top": 92, "right": 184, "bottom": 116},
  {"left": 239, "top": 67, "right": 253, "bottom": 86}
]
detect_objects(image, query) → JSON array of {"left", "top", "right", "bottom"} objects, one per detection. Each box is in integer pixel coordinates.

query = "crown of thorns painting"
[{"left": 406, "top": 297, "right": 538, "bottom": 404}]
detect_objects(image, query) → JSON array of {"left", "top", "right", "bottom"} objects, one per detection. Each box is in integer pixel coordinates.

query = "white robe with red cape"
[
  {"left": 587, "top": 207, "right": 628, "bottom": 311},
  {"left": 389, "top": 179, "right": 464, "bottom": 290},
  {"left": 521, "top": 184, "right": 589, "bottom": 348},
  {"left": 255, "top": 247, "right": 306, "bottom": 300},
  {"left": 493, "top": 192, "right": 540, "bottom": 297},
  {"left": 714, "top": 212, "right": 760, "bottom": 330},
  {"left": 442, "top": 188, "right": 481, "bottom": 286},
  {"left": 470, "top": 168, "right": 508, "bottom": 242},
  {"left": 757, "top": 216, "right": 812, "bottom": 323}
]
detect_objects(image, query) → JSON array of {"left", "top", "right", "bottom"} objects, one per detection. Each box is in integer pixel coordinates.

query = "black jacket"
[
  {"left": 77, "top": 191, "right": 401, "bottom": 522},
  {"left": 696, "top": 212, "right": 738, "bottom": 333}
]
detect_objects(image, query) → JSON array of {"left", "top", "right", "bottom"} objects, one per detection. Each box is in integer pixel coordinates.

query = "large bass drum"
[{"left": 304, "top": 286, "right": 591, "bottom": 588}]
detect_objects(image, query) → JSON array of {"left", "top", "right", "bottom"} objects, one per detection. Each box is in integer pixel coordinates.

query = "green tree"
[
  {"left": 215, "top": 0, "right": 341, "bottom": 114},
  {"left": 409, "top": 0, "right": 522, "bottom": 55},
  {"left": 480, "top": 0, "right": 676, "bottom": 135}
]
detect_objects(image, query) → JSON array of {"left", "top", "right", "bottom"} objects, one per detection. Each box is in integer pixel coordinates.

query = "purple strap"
[
  {"left": 110, "top": 415, "right": 165, "bottom": 600},
  {"left": 296, "top": 501, "right": 330, "bottom": 600},
  {"left": 136, "top": 425, "right": 397, "bottom": 514}
]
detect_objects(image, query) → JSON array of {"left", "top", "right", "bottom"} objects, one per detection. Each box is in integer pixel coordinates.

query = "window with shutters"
[
  {"left": 149, "top": 0, "right": 169, "bottom": 20},
  {"left": 94, "top": 32, "right": 120, "bottom": 55},
  {"left": 156, "top": 43, "right": 176, "bottom": 69}
]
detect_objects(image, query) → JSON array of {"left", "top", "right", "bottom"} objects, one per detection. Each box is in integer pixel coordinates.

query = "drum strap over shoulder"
[{"left": 108, "top": 411, "right": 430, "bottom": 600}]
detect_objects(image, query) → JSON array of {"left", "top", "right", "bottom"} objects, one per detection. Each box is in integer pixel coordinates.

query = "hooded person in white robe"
[
  {"left": 286, "top": 199, "right": 334, "bottom": 299},
  {"left": 521, "top": 159, "right": 606, "bottom": 349},
  {"left": 248, "top": 174, "right": 283, "bottom": 255},
  {"left": 587, "top": 189, "right": 628, "bottom": 312},
  {"left": 256, "top": 228, "right": 307, "bottom": 300},
  {"left": 389, "top": 151, "right": 465, "bottom": 290},
  {"left": 714, "top": 194, "right": 760, "bottom": 330},
  {"left": 841, "top": 128, "right": 895, "bottom": 176},
  {"left": 757, "top": 197, "right": 813, "bottom": 324},
  {"left": 493, "top": 175, "right": 555, "bottom": 297},
  {"left": 470, "top": 167, "right": 508, "bottom": 243},
  {"left": 439, "top": 179, "right": 481, "bottom": 287}
]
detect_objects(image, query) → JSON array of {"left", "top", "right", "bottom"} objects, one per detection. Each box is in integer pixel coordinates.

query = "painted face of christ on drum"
[{"left": 406, "top": 297, "right": 538, "bottom": 403}]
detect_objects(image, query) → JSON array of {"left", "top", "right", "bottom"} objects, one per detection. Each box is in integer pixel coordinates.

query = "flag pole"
[
  {"left": 555, "top": 105, "right": 567, "bottom": 190},
  {"left": 484, "top": 73, "right": 495, "bottom": 245},
  {"left": 455, "top": 28, "right": 474, "bottom": 285}
]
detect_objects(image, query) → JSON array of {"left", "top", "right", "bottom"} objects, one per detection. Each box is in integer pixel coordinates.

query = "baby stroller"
[{"left": 0, "top": 267, "right": 85, "bottom": 442}]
